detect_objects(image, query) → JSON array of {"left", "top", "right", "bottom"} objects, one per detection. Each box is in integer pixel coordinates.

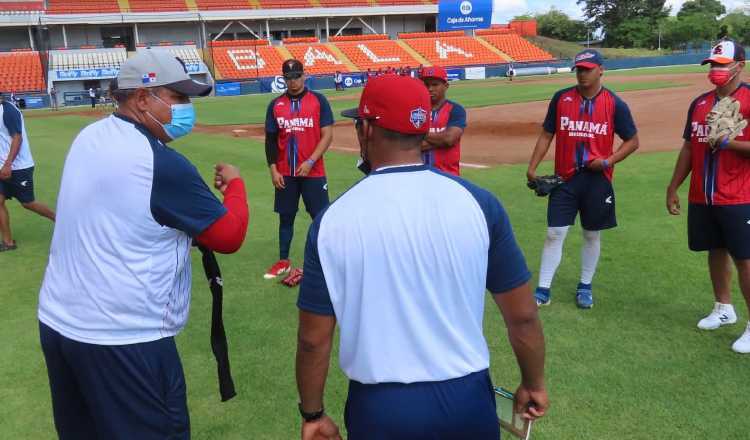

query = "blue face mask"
[{"left": 149, "top": 93, "right": 195, "bottom": 141}]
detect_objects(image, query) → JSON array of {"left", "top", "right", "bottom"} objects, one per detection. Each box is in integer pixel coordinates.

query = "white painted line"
[{"left": 460, "top": 162, "right": 489, "bottom": 169}]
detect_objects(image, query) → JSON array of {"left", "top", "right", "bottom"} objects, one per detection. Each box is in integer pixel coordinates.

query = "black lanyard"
[{"left": 198, "top": 245, "right": 237, "bottom": 402}]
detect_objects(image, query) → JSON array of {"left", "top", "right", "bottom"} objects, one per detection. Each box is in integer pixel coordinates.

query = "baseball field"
[{"left": 3, "top": 64, "right": 749, "bottom": 439}]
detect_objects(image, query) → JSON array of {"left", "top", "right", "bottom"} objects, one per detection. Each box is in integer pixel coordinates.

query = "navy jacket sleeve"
[
  {"left": 265, "top": 98, "right": 279, "bottom": 134},
  {"left": 2, "top": 102, "right": 22, "bottom": 136},
  {"left": 151, "top": 146, "right": 227, "bottom": 237},
  {"left": 316, "top": 93, "right": 334, "bottom": 128},
  {"left": 613, "top": 96, "right": 637, "bottom": 141},
  {"left": 298, "top": 214, "right": 335, "bottom": 316},
  {"left": 542, "top": 91, "right": 562, "bottom": 134},
  {"left": 483, "top": 193, "right": 532, "bottom": 294},
  {"left": 447, "top": 103, "right": 467, "bottom": 129}
]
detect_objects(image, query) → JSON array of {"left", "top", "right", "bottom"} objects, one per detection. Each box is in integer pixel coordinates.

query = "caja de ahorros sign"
[{"left": 438, "top": 0, "right": 493, "bottom": 31}]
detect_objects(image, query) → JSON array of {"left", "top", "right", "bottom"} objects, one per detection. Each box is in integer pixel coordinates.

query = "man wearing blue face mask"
[{"left": 37, "top": 49, "right": 250, "bottom": 439}]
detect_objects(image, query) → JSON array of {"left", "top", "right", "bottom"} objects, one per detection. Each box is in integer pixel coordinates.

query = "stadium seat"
[
  {"left": 209, "top": 41, "right": 285, "bottom": 79},
  {"left": 333, "top": 40, "right": 420, "bottom": 71},
  {"left": 285, "top": 44, "right": 350, "bottom": 75},
  {"left": 194, "top": 0, "right": 260, "bottom": 10},
  {"left": 49, "top": 49, "right": 127, "bottom": 71},
  {"left": 479, "top": 34, "right": 554, "bottom": 62},
  {"left": 402, "top": 36, "right": 505, "bottom": 67},
  {"left": 328, "top": 34, "right": 388, "bottom": 42},
  {"left": 128, "top": 0, "right": 189, "bottom": 12},
  {"left": 0, "top": 1, "right": 44, "bottom": 12},
  {"left": 0, "top": 51, "right": 45, "bottom": 93},
  {"left": 47, "top": 0, "right": 121, "bottom": 14}
]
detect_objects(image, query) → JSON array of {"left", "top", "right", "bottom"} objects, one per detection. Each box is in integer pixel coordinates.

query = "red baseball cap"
[
  {"left": 341, "top": 74, "right": 431, "bottom": 135},
  {"left": 419, "top": 66, "right": 448, "bottom": 82}
]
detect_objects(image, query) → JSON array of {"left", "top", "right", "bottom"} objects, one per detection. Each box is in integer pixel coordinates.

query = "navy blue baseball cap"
[{"left": 573, "top": 49, "right": 604, "bottom": 70}]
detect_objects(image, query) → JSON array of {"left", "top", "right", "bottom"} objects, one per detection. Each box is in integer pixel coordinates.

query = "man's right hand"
[
  {"left": 0, "top": 164, "right": 11, "bottom": 180},
  {"left": 514, "top": 385, "right": 549, "bottom": 421},
  {"left": 214, "top": 163, "right": 241, "bottom": 194},
  {"left": 270, "top": 167, "right": 286, "bottom": 190},
  {"left": 301, "top": 416, "right": 342, "bottom": 440},
  {"left": 666, "top": 188, "right": 681, "bottom": 215}
]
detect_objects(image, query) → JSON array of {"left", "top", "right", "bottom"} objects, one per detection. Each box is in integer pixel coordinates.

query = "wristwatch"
[
  {"left": 306, "top": 158, "right": 316, "bottom": 167},
  {"left": 298, "top": 403, "right": 325, "bottom": 422}
]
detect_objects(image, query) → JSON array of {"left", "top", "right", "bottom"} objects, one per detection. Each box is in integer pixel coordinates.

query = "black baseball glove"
[{"left": 527, "top": 175, "right": 564, "bottom": 197}]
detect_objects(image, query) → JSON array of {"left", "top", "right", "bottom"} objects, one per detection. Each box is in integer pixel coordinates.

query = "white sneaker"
[
  {"left": 732, "top": 322, "right": 750, "bottom": 354},
  {"left": 697, "top": 302, "right": 737, "bottom": 330}
]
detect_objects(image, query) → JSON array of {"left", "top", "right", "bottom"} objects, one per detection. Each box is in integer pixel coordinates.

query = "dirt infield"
[{"left": 191, "top": 73, "right": 712, "bottom": 165}]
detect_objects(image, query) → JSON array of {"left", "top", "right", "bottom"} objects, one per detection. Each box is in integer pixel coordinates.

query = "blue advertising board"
[
  {"left": 438, "top": 0, "right": 492, "bottom": 31},
  {"left": 446, "top": 68, "right": 464, "bottom": 81},
  {"left": 215, "top": 82, "right": 241, "bottom": 96},
  {"left": 23, "top": 96, "right": 46, "bottom": 109},
  {"left": 55, "top": 68, "right": 119, "bottom": 81},
  {"left": 341, "top": 73, "right": 365, "bottom": 89}
]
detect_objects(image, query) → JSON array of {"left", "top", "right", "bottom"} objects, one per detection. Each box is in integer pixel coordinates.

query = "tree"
[
  {"left": 577, "top": 0, "right": 670, "bottom": 46},
  {"left": 720, "top": 11, "right": 750, "bottom": 45},
  {"left": 535, "top": 8, "right": 589, "bottom": 42},
  {"left": 677, "top": 0, "right": 726, "bottom": 19}
]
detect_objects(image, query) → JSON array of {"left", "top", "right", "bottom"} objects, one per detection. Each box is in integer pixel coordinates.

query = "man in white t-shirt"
[
  {"left": 295, "top": 74, "right": 548, "bottom": 439},
  {"left": 88, "top": 87, "right": 96, "bottom": 108},
  {"left": 38, "top": 50, "right": 249, "bottom": 439},
  {"left": 0, "top": 95, "right": 55, "bottom": 252}
]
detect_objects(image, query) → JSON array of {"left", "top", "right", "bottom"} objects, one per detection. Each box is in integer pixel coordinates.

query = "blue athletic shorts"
[
  {"left": 0, "top": 166, "right": 35, "bottom": 203},
  {"left": 688, "top": 203, "right": 750, "bottom": 260},
  {"left": 274, "top": 176, "right": 329, "bottom": 217},
  {"left": 39, "top": 322, "right": 190, "bottom": 440},
  {"left": 344, "top": 369, "right": 499, "bottom": 440},
  {"left": 548, "top": 170, "right": 616, "bottom": 231}
]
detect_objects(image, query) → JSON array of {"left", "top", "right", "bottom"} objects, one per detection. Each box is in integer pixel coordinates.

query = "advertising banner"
[{"left": 438, "top": 0, "right": 492, "bottom": 31}]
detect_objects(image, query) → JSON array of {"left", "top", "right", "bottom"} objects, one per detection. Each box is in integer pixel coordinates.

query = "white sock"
[
  {"left": 580, "top": 229, "right": 601, "bottom": 285},
  {"left": 538, "top": 226, "right": 569, "bottom": 289}
]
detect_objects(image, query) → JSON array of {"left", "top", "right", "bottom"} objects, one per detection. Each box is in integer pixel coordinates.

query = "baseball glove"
[
  {"left": 281, "top": 268, "right": 303, "bottom": 287},
  {"left": 707, "top": 96, "right": 748, "bottom": 149},
  {"left": 527, "top": 175, "right": 564, "bottom": 197}
]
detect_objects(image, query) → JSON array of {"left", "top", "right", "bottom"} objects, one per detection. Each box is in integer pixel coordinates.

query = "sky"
[{"left": 491, "top": 0, "right": 748, "bottom": 23}]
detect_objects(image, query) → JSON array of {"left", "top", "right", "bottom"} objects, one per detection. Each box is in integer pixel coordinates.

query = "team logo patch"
[
  {"left": 141, "top": 72, "right": 157, "bottom": 84},
  {"left": 576, "top": 52, "right": 596, "bottom": 62},
  {"left": 714, "top": 45, "right": 724, "bottom": 55},
  {"left": 410, "top": 107, "right": 427, "bottom": 129}
]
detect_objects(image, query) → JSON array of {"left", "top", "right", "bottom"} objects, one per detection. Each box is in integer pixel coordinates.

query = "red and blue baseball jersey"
[
  {"left": 684, "top": 84, "right": 750, "bottom": 205},
  {"left": 423, "top": 100, "right": 466, "bottom": 176},
  {"left": 265, "top": 89, "right": 333, "bottom": 178},
  {"left": 543, "top": 87, "right": 637, "bottom": 182}
]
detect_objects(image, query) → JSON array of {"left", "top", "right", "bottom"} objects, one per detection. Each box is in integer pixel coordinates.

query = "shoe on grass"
[{"left": 697, "top": 302, "right": 737, "bottom": 330}]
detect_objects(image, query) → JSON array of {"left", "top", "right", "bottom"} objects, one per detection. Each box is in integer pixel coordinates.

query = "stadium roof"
[{"left": 0, "top": 5, "right": 437, "bottom": 27}]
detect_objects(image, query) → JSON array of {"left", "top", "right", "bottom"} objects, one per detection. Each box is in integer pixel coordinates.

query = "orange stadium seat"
[
  {"left": 210, "top": 42, "right": 285, "bottom": 79},
  {"left": 285, "top": 44, "right": 350, "bottom": 75},
  {"left": 194, "top": 0, "right": 260, "bottom": 9},
  {"left": 47, "top": 0, "right": 121, "bottom": 14},
  {"left": 402, "top": 36, "right": 504, "bottom": 67},
  {"left": 0, "top": 1, "right": 44, "bottom": 11},
  {"left": 0, "top": 51, "right": 45, "bottom": 93},
  {"left": 333, "top": 40, "right": 420, "bottom": 71},
  {"left": 128, "top": 0, "right": 188, "bottom": 12},
  {"left": 328, "top": 34, "right": 388, "bottom": 42},
  {"left": 317, "top": 0, "right": 370, "bottom": 6},
  {"left": 479, "top": 34, "right": 553, "bottom": 62}
]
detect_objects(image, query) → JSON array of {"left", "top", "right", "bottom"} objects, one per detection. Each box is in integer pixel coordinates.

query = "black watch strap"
[{"left": 298, "top": 403, "right": 325, "bottom": 422}]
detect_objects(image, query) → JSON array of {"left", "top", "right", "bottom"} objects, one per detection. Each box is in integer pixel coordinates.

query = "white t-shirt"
[
  {"left": 298, "top": 165, "right": 530, "bottom": 384},
  {"left": 38, "top": 114, "right": 226, "bottom": 345},
  {"left": 89, "top": 88, "right": 95, "bottom": 98},
  {"left": 0, "top": 100, "right": 34, "bottom": 170}
]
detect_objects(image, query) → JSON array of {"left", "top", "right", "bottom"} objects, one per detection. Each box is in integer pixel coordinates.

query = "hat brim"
[
  {"left": 283, "top": 72, "right": 304, "bottom": 80},
  {"left": 165, "top": 79, "right": 212, "bottom": 97},
  {"left": 420, "top": 75, "right": 448, "bottom": 82},
  {"left": 702, "top": 56, "right": 735, "bottom": 65},
  {"left": 573, "top": 62, "right": 600, "bottom": 70},
  {"left": 341, "top": 108, "right": 360, "bottom": 119}
]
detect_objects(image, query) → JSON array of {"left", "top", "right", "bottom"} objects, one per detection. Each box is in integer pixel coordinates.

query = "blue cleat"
[
  {"left": 534, "top": 287, "right": 551, "bottom": 306},
  {"left": 576, "top": 283, "right": 594, "bottom": 309}
]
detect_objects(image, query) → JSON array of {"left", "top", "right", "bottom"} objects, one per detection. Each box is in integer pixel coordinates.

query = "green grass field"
[{"left": 3, "top": 67, "right": 749, "bottom": 439}]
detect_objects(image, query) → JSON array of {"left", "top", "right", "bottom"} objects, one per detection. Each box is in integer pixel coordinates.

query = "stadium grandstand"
[{"left": 0, "top": 0, "right": 554, "bottom": 107}]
